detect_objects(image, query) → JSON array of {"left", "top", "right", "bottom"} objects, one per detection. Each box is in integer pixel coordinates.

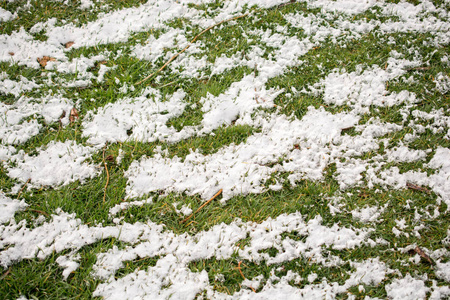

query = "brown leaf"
[
  {"left": 105, "top": 155, "right": 115, "bottom": 162},
  {"left": 294, "top": 144, "right": 300, "bottom": 149},
  {"left": 8, "top": 52, "right": 14, "bottom": 56},
  {"left": 37, "top": 56, "right": 56, "bottom": 67},
  {"left": 406, "top": 182, "right": 430, "bottom": 194},
  {"left": 65, "top": 41, "right": 75, "bottom": 48},
  {"left": 58, "top": 110, "right": 66, "bottom": 126},
  {"left": 414, "top": 246, "right": 434, "bottom": 265},
  {"left": 69, "top": 107, "right": 79, "bottom": 123},
  {"left": 98, "top": 60, "right": 107, "bottom": 65}
]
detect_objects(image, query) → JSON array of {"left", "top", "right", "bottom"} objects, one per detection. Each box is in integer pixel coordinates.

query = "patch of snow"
[
  {"left": 0, "top": 192, "right": 28, "bottom": 224},
  {"left": 385, "top": 274, "right": 429, "bottom": 300},
  {"left": 7, "top": 140, "right": 98, "bottom": 187}
]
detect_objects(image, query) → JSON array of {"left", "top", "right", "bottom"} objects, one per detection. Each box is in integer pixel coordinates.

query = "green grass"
[{"left": 0, "top": 0, "right": 449, "bottom": 299}]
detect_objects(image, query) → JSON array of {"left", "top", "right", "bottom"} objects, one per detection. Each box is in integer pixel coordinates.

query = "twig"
[
  {"left": 102, "top": 143, "right": 110, "bottom": 203},
  {"left": 341, "top": 126, "right": 354, "bottom": 132},
  {"left": 136, "top": 13, "right": 249, "bottom": 85},
  {"left": 180, "top": 189, "right": 222, "bottom": 224},
  {"left": 28, "top": 209, "right": 49, "bottom": 217},
  {"left": 157, "top": 79, "right": 179, "bottom": 89},
  {"left": 237, "top": 261, "right": 256, "bottom": 292},
  {"left": 406, "top": 182, "right": 430, "bottom": 194},
  {"left": 0, "top": 267, "right": 11, "bottom": 280},
  {"left": 406, "top": 66, "right": 431, "bottom": 71},
  {"left": 17, "top": 178, "right": 31, "bottom": 199},
  {"left": 277, "top": 0, "right": 296, "bottom": 9}
]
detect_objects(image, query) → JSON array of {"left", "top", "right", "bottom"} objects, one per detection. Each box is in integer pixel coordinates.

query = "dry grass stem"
[
  {"left": 136, "top": 13, "right": 249, "bottom": 85},
  {"left": 180, "top": 189, "right": 223, "bottom": 224}
]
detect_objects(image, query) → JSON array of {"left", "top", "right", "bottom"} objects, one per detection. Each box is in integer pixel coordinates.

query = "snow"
[
  {"left": 0, "top": 0, "right": 449, "bottom": 298},
  {"left": 385, "top": 274, "right": 429, "bottom": 300},
  {"left": 0, "top": 7, "right": 15, "bottom": 22},
  {"left": 82, "top": 88, "right": 187, "bottom": 145},
  {"left": 0, "top": 192, "right": 28, "bottom": 224},
  {"left": 0, "top": 94, "right": 74, "bottom": 144},
  {"left": 7, "top": 140, "right": 99, "bottom": 187}
]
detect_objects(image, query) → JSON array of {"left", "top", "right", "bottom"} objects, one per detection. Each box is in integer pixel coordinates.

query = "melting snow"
[{"left": 0, "top": 0, "right": 449, "bottom": 298}]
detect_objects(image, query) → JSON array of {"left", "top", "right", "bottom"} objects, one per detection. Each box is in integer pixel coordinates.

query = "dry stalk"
[
  {"left": 237, "top": 261, "right": 256, "bottom": 292},
  {"left": 136, "top": 13, "right": 249, "bottom": 85},
  {"left": 102, "top": 143, "right": 110, "bottom": 203},
  {"left": 180, "top": 189, "right": 222, "bottom": 224},
  {"left": 17, "top": 178, "right": 31, "bottom": 199}
]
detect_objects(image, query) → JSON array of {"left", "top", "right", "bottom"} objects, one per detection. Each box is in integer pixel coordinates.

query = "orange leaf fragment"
[
  {"left": 406, "top": 182, "right": 430, "bottom": 193},
  {"left": 69, "top": 107, "right": 79, "bottom": 123},
  {"left": 414, "top": 246, "right": 434, "bottom": 265},
  {"left": 37, "top": 56, "right": 56, "bottom": 67},
  {"left": 65, "top": 41, "right": 75, "bottom": 48}
]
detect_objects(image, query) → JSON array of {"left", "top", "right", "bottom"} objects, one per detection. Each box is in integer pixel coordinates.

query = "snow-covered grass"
[{"left": 1, "top": 0, "right": 449, "bottom": 299}]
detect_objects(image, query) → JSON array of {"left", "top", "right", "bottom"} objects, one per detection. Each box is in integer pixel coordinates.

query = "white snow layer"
[
  {"left": 7, "top": 140, "right": 98, "bottom": 187},
  {"left": 0, "top": 0, "right": 449, "bottom": 299},
  {"left": 0, "top": 192, "right": 28, "bottom": 224},
  {"left": 0, "top": 94, "right": 73, "bottom": 145}
]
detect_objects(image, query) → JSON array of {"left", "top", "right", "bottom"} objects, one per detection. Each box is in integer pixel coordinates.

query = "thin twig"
[
  {"left": 277, "top": 0, "right": 296, "bottom": 9},
  {"left": 102, "top": 142, "right": 110, "bottom": 203},
  {"left": 28, "top": 209, "right": 49, "bottom": 217},
  {"left": 406, "top": 182, "right": 430, "bottom": 194},
  {"left": 136, "top": 13, "right": 249, "bottom": 85},
  {"left": 237, "top": 261, "right": 256, "bottom": 292},
  {"left": 17, "top": 178, "right": 31, "bottom": 199},
  {"left": 180, "top": 189, "right": 222, "bottom": 224},
  {"left": 0, "top": 267, "right": 11, "bottom": 280}
]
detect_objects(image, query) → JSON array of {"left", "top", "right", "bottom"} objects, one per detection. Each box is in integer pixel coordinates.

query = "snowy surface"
[{"left": 0, "top": 0, "right": 449, "bottom": 299}]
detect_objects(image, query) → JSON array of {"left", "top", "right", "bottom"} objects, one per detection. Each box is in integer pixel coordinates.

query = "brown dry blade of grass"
[
  {"left": 180, "top": 189, "right": 223, "bottom": 224},
  {"left": 406, "top": 182, "right": 430, "bottom": 194},
  {"left": 135, "top": 13, "right": 249, "bottom": 85},
  {"left": 237, "top": 261, "right": 256, "bottom": 292},
  {"left": 102, "top": 143, "right": 110, "bottom": 203},
  {"left": 17, "top": 178, "right": 31, "bottom": 199}
]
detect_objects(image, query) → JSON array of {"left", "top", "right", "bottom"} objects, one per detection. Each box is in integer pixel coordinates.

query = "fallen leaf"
[
  {"left": 58, "top": 110, "right": 66, "bottom": 127},
  {"left": 65, "top": 41, "right": 75, "bottom": 48},
  {"left": 8, "top": 52, "right": 14, "bottom": 56},
  {"left": 37, "top": 56, "right": 56, "bottom": 67},
  {"left": 98, "top": 61, "right": 107, "bottom": 65},
  {"left": 106, "top": 155, "right": 115, "bottom": 162},
  {"left": 414, "top": 246, "right": 434, "bottom": 265},
  {"left": 69, "top": 107, "right": 79, "bottom": 123}
]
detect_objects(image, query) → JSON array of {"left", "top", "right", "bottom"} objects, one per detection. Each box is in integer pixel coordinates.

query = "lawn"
[{"left": 0, "top": 0, "right": 449, "bottom": 299}]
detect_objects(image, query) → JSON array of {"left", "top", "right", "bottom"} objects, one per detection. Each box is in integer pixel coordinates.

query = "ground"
[{"left": 0, "top": 0, "right": 449, "bottom": 299}]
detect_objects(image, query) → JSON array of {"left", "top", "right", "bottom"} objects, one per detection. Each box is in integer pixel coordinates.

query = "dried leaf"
[
  {"left": 58, "top": 110, "right": 66, "bottom": 126},
  {"left": 8, "top": 52, "right": 14, "bottom": 56},
  {"left": 98, "top": 60, "right": 107, "bottom": 65},
  {"left": 414, "top": 246, "right": 434, "bottom": 265},
  {"left": 69, "top": 107, "right": 79, "bottom": 123},
  {"left": 37, "top": 56, "right": 56, "bottom": 67},
  {"left": 105, "top": 155, "right": 115, "bottom": 162},
  {"left": 65, "top": 41, "right": 75, "bottom": 48},
  {"left": 406, "top": 182, "right": 430, "bottom": 193},
  {"left": 294, "top": 144, "right": 300, "bottom": 149}
]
